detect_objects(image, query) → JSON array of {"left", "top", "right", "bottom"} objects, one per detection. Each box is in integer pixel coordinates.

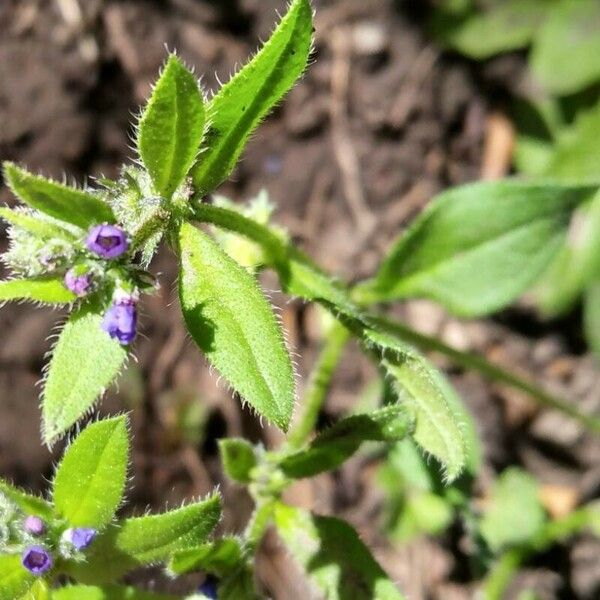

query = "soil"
[{"left": 1, "top": 1, "right": 600, "bottom": 598}]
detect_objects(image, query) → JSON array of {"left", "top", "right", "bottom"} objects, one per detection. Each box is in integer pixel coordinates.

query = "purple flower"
[
  {"left": 101, "top": 303, "right": 137, "bottom": 344},
  {"left": 86, "top": 224, "right": 129, "bottom": 259},
  {"left": 64, "top": 268, "right": 91, "bottom": 297},
  {"left": 62, "top": 527, "right": 97, "bottom": 550},
  {"left": 22, "top": 546, "right": 52, "bottom": 575},
  {"left": 198, "top": 575, "right": 218, "bottom": 599},
  {"left": 24, "top": 515, "right": 46, "bottom": 536}
]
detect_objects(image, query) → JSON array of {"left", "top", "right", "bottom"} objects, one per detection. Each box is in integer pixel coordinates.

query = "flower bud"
[
  {"left": 23, "top": 515, "right": 45, "bottom": 536},
  {"left": 62, "top": 527, "right": 97, "bottom": 551},
  {"left": 86, "top": 224, "right": 129, "bottom": 259},
  {"left": 64, "top": 267, "right": 92, "bottom": 297},
  {"left": 22, "top": 546, "right": 53, "bottom": 575},
  {"left": 102, "top": 302, "right": 137, "bottom": 345}
]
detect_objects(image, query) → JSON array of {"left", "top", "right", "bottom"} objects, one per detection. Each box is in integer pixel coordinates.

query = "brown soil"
[{"left": 1, "top": 1, "right": 599, "bottom": 598}]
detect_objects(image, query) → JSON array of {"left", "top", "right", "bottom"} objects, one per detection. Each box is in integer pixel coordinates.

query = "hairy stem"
[
  {"left": 191, "top": 202, "right": 600, "bottom": 435},
  {"left": 287, "top": 321, "right": 350, "bottom": 448},
  {"left": 244, "top": 501, "right": 275, "bottom": 553},
  {"left": 370, "top": 315, "right": 600, "bottom": 435}
]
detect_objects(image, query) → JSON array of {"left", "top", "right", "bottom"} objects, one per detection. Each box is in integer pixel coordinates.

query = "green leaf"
[
  {"left": 53, "top": 417, "right": 129, "bottom": 528},
  {"left": 219, "top": 439, "right": 257, "bottom": 484},
  {"left": 51, "top": 585, "right": 178, "bottom": 600},
  {"left": 21, "top": 579, "right": 49, "bottom": 600},
  {"left": 432, "top": 0, "right": 544, "bottom": 59},
  {"left": 178, "top": 222, "right": 295, "bottom": 431},
  {"left": 480, "top": 467, "right": 546, "bottom": 552},
  {"left": 536, "top": 189, "right": 600, "bottom": 315},
  {"left": 0, "top": 555, "right": 34, "bottom": 600},
  {"left": 191, "top": 0, "right": 313, "bottom": 194},
  {"left": 66, "top": 494, "right": 221, "bottom": 584},
  {"left": 0, "top": 479, "right": 53, "bottom": 519},
  {"left": 42, "top": 304, "right": 128, "bottom": 443},
  {"left": 0, "top": 278, "right": 75, "bottom": 304},
  {"left": 531, "top": 0, "right": 600, "bottom": 95},
  {"left": 364, "top": 180, "right": 594, "bottom": 317},
  {"left": 365, "top": 328, "right": 468, "bottom": 482},
  {"left": 274, "top": 504, "right": 406, "bottom": 600},
  {"left": 543, "top": 101, "right": 600, "bottom": 183},
  {"left": 280, "top": 406, "right": 413, "bottom": 479},
  {"left": 169, "top": 537, "right": 244, "bottom": 575},
  {"left": 0, "top": 207, "right": 77, "bottom": 239},
  {"left": 584, "top": 282, "right": 600, "bottom": 360},
  {"left": 138, "top": 55, "right": 206, "bottom": 198},
  {"left": 4, "top": 163, "right": 114, "bottom": 229}
]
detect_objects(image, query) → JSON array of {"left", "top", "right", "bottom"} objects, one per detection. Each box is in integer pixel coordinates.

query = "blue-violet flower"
[
  {"left": 22, "top": 546, "right": 53, "bottom": 575},
  {"left": 102, "top": 302, "right": 137, "bottom": 344},
  {"left": 86, "top": 224, "right": 129, "bottom": 259},
  {"left": 62, "top": 527, "right": 97, "bottom": 551}
]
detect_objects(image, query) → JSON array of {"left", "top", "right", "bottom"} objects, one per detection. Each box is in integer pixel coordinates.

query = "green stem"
[
  {"left": 483, "top": 507, "right": 598, "bottom": 599},
  {"left": 191, "top": 201, "right": 600, "bottom": 435},
  {"left": 244, "top": 501, "right": 275, "bottom": 553},
  {"left": 191, "top": 200, "right": 287, "bottom": 263},
  {"left": 371, "top": 315, "right": 600, "bottom": 435},
  {"left": 287, "top": 321, "right": 350, "bottom": 448}
]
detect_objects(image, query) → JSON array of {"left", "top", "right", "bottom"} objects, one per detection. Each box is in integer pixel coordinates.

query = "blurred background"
[{"left": 1, "top": 0, "right": 600, "bottom": 598}]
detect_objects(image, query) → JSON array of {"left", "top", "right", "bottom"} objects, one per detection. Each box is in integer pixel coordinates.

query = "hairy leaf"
[
  {"left": 191, "top": 0, "right": 312, "bottom": 194},
  {"left": 274, "top": 504, "right": 406, "bottom": 600},
  {"left": 280, "top": 406, "right": 413, "bottom": 479},
  {"left": 365, "top": 328, "right": 468, "bottom": 481},
  {"left": 531, "top": 0, "right": 600, "bottom": 95},
  {"left": 480, "top": 467, "right": 546, "bottom": 552},
  {"left": 169, "top": 537, "right": 244, "bottom": 575},
  {"left": 67, "top": 494, "right": 221, "bottom": 583},
  {"left": 365, "top": 181, "right": 594, "bottom": 316},
  {"left": 53, "top": 417, "right": 129, "bottom": 528},
  {"left": 138, "top": 55, "right": 205, "bottom": 198},
  {"left": 178, "top": 223, "right": 295, "bottom": 431},
  {"left": 20, "top": 580, "right": 49, "bottom": 600},
  {"left": 219, "top": 439, "right": 257, "bottom": 484},
  {"left": 52, "top": 586, "right": 178, "bottom": 600},
  {"left": 0, "top": 555, "right": 33, "bottom": 600},
  {"left": 42, "top": 304, "right": 128, "bottom": 443},
  {"left": 4, "top": 163, "right": 114, "bottom": 229},
  {"left": 0, "top": 207, "right": 77, "bottom": 239},
  {"left": 0, "top": 278, "right": 75, "bottom": 304},
  {"left": 0, "top": 479, "right": 53, "bottom": 518}
]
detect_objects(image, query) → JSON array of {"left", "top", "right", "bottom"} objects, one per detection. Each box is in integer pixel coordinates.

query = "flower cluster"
[{"left": 0, "top": 499, "right": 97, "bottom": 577}]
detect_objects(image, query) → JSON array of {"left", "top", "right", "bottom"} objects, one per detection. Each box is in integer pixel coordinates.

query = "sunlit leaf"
[
  {"left": 138, "top": 55, "right": 206, "bottom": 198},
  {"left": 178, "top": 223, "right": 295, "bottom": 431},
  {"left": 4, "top": 163, "right": 114, "bottom": 229},
  {"left": 191, "top": 0, "right": 313, "bottom": 194},
  {"left": 42, "top": 304, "right": 128, "bottom": 443},
  {"left": 53, "top": 417, "right": 129, "bottom": 528}
]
